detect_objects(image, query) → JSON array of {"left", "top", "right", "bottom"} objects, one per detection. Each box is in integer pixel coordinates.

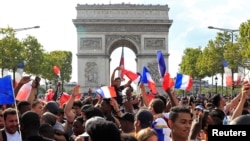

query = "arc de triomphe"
[{"left": 73, "top": 3, "right": 173, "bottom": 93}]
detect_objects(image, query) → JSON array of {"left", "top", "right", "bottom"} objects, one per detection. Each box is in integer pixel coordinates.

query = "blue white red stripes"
[
  {"left": 141, "top": 66, "right": 157, "bottom": 94},
  {"left": 174, "top": 73, "right": 192, "bottom": 91},
  {"left": 96, "top": 86, "right": 116, "bottom": 98},
  {"left": 121, "top": 68, "right": 141, "bottom": 85},
  {"left": 222, "top": 60, "right": 233, "bottom": 86},
  {"left": 157, "top": 50, "right": 166, "bottom": 78}
]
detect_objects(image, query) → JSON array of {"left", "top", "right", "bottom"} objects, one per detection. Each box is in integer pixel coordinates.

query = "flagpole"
[
  {"left": 119, "top": 46, "right": 125, "bottom": 81},
  {"left": 11, "top": 77, "right": 23, "bottom": 140}
]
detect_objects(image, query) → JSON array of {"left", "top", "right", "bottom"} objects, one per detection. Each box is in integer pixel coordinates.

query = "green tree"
[
  {"left": 238, "top": 20, "right": 250, "bottom": 69},
  {"left": 179, "top": 47, "right": 202, "bottom": 78},
  {"left": 22, "top": 35, "right": 45, "bottom": 76},
  {"left": 0, "top": 27, "right": 24, "bottom": 84}
]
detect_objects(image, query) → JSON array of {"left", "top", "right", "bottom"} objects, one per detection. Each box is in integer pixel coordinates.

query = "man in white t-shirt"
[{"left": 0, "top": 108, "right": 21, "bottom": 141}]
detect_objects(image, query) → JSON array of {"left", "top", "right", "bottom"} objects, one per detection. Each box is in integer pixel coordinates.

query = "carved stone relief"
[
  {"left": 147, "top": 61, "right": 161, "bottom": 84},
  {"left": 105, "top": 34, "right": 140, "bottom": 48},
  {"left": 85, "top": 62, "right": 98, "bottom": 85},
  {"left": 80, "top": 38, "right": 102, "bottom": 50},
  {"left": 144, "top": 38, "right": 165, "bottom": 50}
]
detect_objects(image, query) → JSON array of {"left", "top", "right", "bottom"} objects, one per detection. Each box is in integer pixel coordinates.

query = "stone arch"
[
  {"left": 107, "top": 37, "right": 139, "bottom": 56},
  {"left": 73, "top": 3, "right": 173, "bottom": 93}
]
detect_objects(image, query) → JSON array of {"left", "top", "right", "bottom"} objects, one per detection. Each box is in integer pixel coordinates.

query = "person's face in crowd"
[
  {"left": 194, "top": 108, "right": 202, "bottom": 116},
  {"left": 220, "top": 96, "right": 226, "bottom": 107},
  {"left": 4, "top": 114, "right": 19, "bottom": 134},
  {"left": 73, "top": 106, "right": 82, "bottom": 116},
  {"left": 101, "top": 100, "right": 112, "bottom": 114},
  {"left": 32, "top": 102, "right": 43, "bottom": 117},
  {"left": 72, "top": 119, "right": 85, "bottom": 136},
  {"left": 125, "top": 87, "right": 133, "bottom": 97},
  {"left": 0, "top": 110, "right": 4, "bottom": 129},
  {"left": 114, "top": 78, "right": 121, "bottom": 87},
  {"left": 169, "top": 112, "right": 192, "bottom": 141}
]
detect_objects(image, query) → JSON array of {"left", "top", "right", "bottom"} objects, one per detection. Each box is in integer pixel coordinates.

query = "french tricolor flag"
[
  {"left": 157, "top": 50, "right": 166, "bottom": 78},
  {"left": 222, "top": 60, "right": 233, "bottom": 86},
  {"left": 174, "top": 73, "right": 193, "bottom": 91},
  {"left": 119, "top": 47, "right": 125, "bottom": 80},
  {"left": 156, "top": 50, "right": 173, "bottom": 90},
  {"left": 96, "top": 86, "right": 116, "bottom": 98},
  {"left": 141, "top": 66, "right": 157, "bottom": 94},
  {"left": 121, "top": 68, "right": 141, "bottom": 85}
]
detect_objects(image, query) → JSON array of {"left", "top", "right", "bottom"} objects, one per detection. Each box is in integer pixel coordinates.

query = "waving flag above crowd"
[
  {"left": 0, "top": 75, "right": 15, "bottom": 104},
  {"left": 222, "top": 60, "right": 233, "bottom": 86},
  {"left": 174, "top": 73, "right": 193, "bottom": 91},
  {"left": 121, "top": 68, "right": 141, "bottom": 85},
  {"left": 119, "top": 47, "right": 125, "bottom": 80},
  {"left": 96, "top": 86, "right": 116, "bottom": 98},
  {"left": 157, "top": 50, "right": 166, "bottom": 78},
  {"left": 141, "top": 66, "right": 157, "bottom": 94},
  {"left": 156, "top": 50, "right": 174, "bottom": 90}
]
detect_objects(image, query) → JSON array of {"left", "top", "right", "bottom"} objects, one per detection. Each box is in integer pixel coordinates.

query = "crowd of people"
[{"left": 0, "top": 66, "right": 250, "bottom": 141}]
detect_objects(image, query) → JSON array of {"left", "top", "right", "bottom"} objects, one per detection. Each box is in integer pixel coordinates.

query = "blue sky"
[{"left": 0, "top": 0, "right": 249, "bottom": 86}]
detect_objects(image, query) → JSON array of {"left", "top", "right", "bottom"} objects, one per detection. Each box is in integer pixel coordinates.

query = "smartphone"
[{"left": 35, "top": 76, "right": 41, "bottom": 88}]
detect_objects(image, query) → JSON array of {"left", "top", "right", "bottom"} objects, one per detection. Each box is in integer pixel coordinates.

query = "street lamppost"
[
  {"left": 208, "top": 26, "right": 239, "bottom": 96},
  {"left": 12, "top": 26, "right": 40, "bottom": 86},
  {"left": 215, "top": 76, "right": 218, "bottom": 94}
]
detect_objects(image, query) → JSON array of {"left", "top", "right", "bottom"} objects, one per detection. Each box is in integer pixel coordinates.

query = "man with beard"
[{"left": 0, "top": 108, "right": 22, "bottom": 141}]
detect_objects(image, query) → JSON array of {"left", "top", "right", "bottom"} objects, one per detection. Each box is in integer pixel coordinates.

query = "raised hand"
[{"left": 72, "top": 84, "right": 80, "bottom": 97}]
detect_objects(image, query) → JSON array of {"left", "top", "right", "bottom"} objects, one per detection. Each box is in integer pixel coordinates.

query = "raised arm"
[
  {"left": 165, "top": 88, "right": 179, "bottom": 107},
  {"left": 140, "top": 83, "right": 149, "bottom": 107},
  {"left": 230, "top": 81, "right": 250, "bottom": 121},
  {"left": 64, "top": 85, "right": 80, "bottom": 123},
  {"left": 111, "top": 67, "right": 120, "bottom": 86}
]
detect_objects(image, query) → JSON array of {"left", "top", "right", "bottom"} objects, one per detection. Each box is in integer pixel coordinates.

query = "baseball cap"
[
  {"left": 135, "top": 109, "right": 153, "bottom": 127},
  {"left": 195, "top": 105, "right": 204, "bottom": 111},
  {"left": 116, "top": 112, "right": 134, "bottom": 123}
]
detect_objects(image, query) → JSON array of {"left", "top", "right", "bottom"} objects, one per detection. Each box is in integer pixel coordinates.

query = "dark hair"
[
  {"left": 20, "top": 111, "right": 40, "bottom": 132},
  {"left": 84, "top": 107, "right": 104, "bottom": 120},
  {"left": 201, "top": 110, "right": 209, "bottom": 130},
  {"left": 3, "top": 108, "right": 17, "bottom": 120},
  {"left": 74, "top": 116, "right": 84, "bottom": 125},
  {"left": 210, "top": 94, "right": 221, "bottom": 107},
  {"left": 151, "top": 99, "right": 165, "bottom": 114},
  {"left": 73, "top": 100, "right": 83, "bottom": 108},
  {"left": 154, "top": 95, "right": 167, "bottom": 108},
  {"left": 169, "top": 106, "right": 192, "bottom": 122},
  {"left": 135, "top": 109, "right": 153, "bottom": 129},
  {"left": 39, "top": 123, "right": 54, "bottom": 139},
  {"left": 17, "top": 101, "right": 31, "bottom": 114},
  {"left": 87, "top": 120, "right": 121, "bottom": 141}
]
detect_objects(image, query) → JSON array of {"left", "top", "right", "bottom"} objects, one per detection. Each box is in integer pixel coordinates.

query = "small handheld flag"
[
  {"left": 121, "top": 68, "right": 141, "bottom": 85},
  {"left": 96, "top": 86, "right": 116, "bottom": 98}
]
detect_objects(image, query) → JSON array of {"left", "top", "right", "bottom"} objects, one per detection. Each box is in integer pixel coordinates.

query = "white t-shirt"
[{"left": 5, "top": 131, "right": 22, "bottom": 141}]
